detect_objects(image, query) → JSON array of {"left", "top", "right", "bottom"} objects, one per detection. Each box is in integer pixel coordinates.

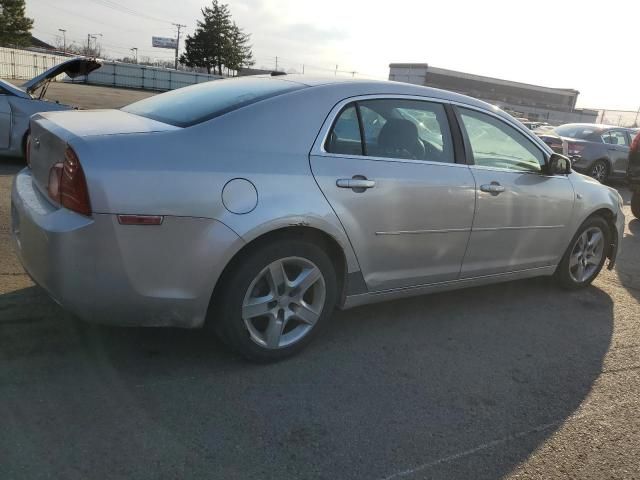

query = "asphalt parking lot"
[{"left": 1, "top": 97, "right": 640, "bottom": 478}]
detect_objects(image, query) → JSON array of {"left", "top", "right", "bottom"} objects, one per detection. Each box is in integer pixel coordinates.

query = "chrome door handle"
[
  {"left": 336, "top": 178, "right": 376, "bottom": 189},
  {"left": 480, "top": 183, "right": 505, "bottom": 194}
]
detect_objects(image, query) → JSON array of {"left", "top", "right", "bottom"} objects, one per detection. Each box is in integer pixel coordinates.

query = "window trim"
[
  {"left": 453, "top": 105, "right": 552, "bottom": 175},
  {"left": 319, "top": 95, "right": 462, "bottom": 165},
  {"left": 313, "top": 94, "right": 552, "bottom": 169}
]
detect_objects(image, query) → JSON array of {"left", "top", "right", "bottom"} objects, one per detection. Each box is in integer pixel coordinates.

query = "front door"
[
  {"left": 310, "top": 98, "right": 475, "bottom": 292},
  {"left": 607, "top": 130, "right": 631, "bottom": 175},
  {"left": 455, "top": 107, "right": 575, "bottom": 278}
]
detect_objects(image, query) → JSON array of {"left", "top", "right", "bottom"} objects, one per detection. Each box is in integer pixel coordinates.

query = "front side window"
[
  {"left": 459, "top": 108, "right": 545, "bottom": 172},
  {"left": 601, "top": 132, "right": 612, "bottom": 144}
]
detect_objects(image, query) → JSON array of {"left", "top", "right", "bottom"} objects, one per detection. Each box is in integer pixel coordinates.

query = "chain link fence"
[{"left": 597, "top": 109, "right": 640, "bottom": 128}]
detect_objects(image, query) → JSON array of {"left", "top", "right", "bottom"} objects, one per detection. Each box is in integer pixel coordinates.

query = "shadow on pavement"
[
  {"left": 0, "top": 156, "right": 25, "bottom": 175},
  {"left": 0, "top": 276, "right": 613, "bottom": 479},
  {"left": 617, "top": 217, "right": 640, "bottom": 304}
]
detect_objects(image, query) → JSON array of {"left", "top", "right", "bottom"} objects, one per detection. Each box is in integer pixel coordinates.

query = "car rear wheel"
[
  {"left": 589, "top": 160, "right": 609, "bottom": 183},
  {"left": 212, "top": 239, "right": 337, "bottom": 361},
  {"left": 555, "top": 216, "right": 610, "bottom": 289},
  {"left": 631, "top": 192, "right": 640, "bottom": 219}
]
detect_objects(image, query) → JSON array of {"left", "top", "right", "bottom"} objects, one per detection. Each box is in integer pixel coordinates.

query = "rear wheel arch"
[{"left": 209, "top": 226, "right": 349, "bottom": 316}]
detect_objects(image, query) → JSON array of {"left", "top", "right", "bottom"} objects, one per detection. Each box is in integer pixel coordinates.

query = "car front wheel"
[
  {"left": 556, "top": 216, "right": 610, "bottom": 289},
  {"left": 212, "top": 238, "right": 338, "bottom": 361}
]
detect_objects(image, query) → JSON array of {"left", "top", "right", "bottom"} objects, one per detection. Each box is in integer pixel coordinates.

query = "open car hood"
[{"left": 21, "top": 58, "right": 102, "bottom": 94}]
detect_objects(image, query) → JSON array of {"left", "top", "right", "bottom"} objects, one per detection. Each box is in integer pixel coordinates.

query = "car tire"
[
  {"left": 632, "top": 192, "right": 640, "bottom": 219},
  {"left": 211, "top": 238, "right": 338, "bottom": 362},
  {"left": 589, "top": 159, "right": 609, "bottom": 183},
  {"left": 555, "top": 216, "right": 611, "bottom": 290}
]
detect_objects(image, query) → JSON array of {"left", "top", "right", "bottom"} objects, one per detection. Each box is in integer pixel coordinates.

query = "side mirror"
[{"left": 547, "top": 153, "right": 572, "bottom": 175}]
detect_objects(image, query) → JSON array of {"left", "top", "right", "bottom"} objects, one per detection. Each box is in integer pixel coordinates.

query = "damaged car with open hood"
[{"left": 0, "top": 57, "right": 101, "bottom": 159}]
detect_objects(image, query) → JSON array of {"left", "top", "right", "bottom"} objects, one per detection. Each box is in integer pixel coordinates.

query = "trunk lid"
[
  {"left": 21, "top": 58, "right": 102, "bottom": 95},
  {"left": 27, "top": 110, "right": 179, "bottom": 197}
]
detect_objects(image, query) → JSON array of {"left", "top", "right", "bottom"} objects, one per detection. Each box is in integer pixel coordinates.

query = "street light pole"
[
  {"left": 130, "top": 47, "right": 138, "bottom": 64},
  {"left": 58, "top": 29, "right": 66, "bottom": 54}
]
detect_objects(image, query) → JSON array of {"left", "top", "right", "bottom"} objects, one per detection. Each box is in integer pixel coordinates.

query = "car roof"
[
  {"left": 559, "top": 123, "right": 634, "bottom": 131},
  {"left": 255, "top": 73, "right": 503, "bottom": 115}
]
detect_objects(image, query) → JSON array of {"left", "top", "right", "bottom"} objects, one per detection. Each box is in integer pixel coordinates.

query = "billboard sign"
[{"left": 152, "top": 36, "right": 177, "bottom": 49}]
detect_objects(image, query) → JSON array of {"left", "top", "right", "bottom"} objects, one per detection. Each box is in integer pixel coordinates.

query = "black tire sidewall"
[
  {"left": 556, "top": 216, "right": 611, "bottom": 289},
  {"left": 213, "top": 239, "right": 338, "bottom": 361}
]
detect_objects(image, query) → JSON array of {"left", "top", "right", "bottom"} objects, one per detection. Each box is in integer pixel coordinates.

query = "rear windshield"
[
  {"left": 554, "top": 125, "right": 600, "bottom": 139},
  {"left": 122, "top": 77, "right": 305, "bottom": 127}
]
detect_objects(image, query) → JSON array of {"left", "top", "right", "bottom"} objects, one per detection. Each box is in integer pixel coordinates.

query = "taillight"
[
  {"left": 567, "top": 142, "right": 585, "bottom": 156},
  {"left": 47, "top": 146, "right": 91, "bottom": 216},
  {"left": 25, "top": 136, "right": 31, "bottom": 168}
]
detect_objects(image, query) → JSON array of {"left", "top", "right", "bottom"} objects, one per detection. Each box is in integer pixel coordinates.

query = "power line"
[{"left": 84, "top": 0, "right": 177, "bottom": 25}]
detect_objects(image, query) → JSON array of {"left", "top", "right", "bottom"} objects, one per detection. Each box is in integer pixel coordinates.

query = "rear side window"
[
  {"left": 325, "top": 98, "right": 454, "bottom": 163},
  {"left": 122, "top": 77, "right": 304, "bottom": 127},
  {"left": 609, "top": 130, "right": 629, "bottom": 146},
  {"left": 325, "top": 105, "right": 363, "bottom": 156},
  {"left": 554, "top": 125, "right": 599, "bottom": 139}
]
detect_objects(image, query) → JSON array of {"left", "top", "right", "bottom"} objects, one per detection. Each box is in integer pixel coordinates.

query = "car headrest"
[{"left": 377, "top": 119, "right": 425, "bottom": 159}]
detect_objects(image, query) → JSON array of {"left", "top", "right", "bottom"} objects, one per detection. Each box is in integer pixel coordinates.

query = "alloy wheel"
[
  {"left": 591, "top": 162, "right": 607, "bottom": 182},
  {"left": 242, "top": 257, "right": 326, "bottom": 349},
  {"left": 568, "top": 227, "right": 605, "bottom": 283}
]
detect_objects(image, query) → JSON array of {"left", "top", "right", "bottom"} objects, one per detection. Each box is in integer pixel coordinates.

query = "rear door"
[
  {"left": 455, "top": 107, "right": 575, "bottom": 277},
  {"left": 607, "top": 129, "right": 630, "bottom": 175},
  {"left": 0, "top": 89, "right": 11, "bottom": 149},
  {"left": 310, "top": 97, "right": 476, "bottom": 292}
]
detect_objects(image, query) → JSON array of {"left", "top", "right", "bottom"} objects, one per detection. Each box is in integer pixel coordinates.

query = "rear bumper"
[{"left": 11, "top": 168, "right": 243, "bottom": 328}]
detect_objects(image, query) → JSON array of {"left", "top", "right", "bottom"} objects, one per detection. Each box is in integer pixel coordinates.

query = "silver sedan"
[{"left": 11, "top": 75, "right": 625, "bottom": 360}]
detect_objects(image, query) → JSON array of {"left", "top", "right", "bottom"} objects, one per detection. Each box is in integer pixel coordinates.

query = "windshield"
[
  {"left": 554, "top": 124, "right": 600, "bottom": 139},
  {"left": 122, "top": 77, "right": 305, "bottom": 127}
]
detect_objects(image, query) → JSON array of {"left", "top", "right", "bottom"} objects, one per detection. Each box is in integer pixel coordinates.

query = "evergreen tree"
[
  {"left": 0, "top": 0, "right": 34, "bottom": 47},
  {"left": 180, "top": 0, "right": 253, "bottom": 75}
]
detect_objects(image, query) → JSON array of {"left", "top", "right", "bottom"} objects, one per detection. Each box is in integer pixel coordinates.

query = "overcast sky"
[{"left": 26, "top": 0, "right": 640, "bottom": 111}]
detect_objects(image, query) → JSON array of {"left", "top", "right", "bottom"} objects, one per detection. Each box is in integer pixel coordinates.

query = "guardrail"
[{"left": 0, "top": 47, "right": 222, "bottom": 91}]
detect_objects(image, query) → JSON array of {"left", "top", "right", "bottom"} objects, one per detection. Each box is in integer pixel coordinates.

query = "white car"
[{"left": 0, "top": 58, "right": 101, "bottom": 158}]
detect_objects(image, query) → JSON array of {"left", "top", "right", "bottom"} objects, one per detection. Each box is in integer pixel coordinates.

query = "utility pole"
[
  {"left": 130, "top": 47, "right": 138, "bottom": 64},
  {"left": 58, "top": 29, "right": 66, "bottom": 54},
  {"left": 275, "top": 56, "right": 278, "bottom": 71},
  {"left": 172, "top": 23, "right": 186, "bottom": 70},
  {"left": 335, "top": 65, "right": 338, "bottom": 76},
  {"left": 87, "top": 33, "right": 102, "bottom": 57}
]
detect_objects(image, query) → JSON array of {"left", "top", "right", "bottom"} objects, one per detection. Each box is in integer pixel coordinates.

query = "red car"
[{"left": 628, "top": 130, "right": 640, "bottom": 218}]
